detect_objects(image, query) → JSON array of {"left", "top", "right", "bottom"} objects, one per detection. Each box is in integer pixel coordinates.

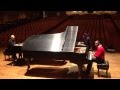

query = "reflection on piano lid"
[
  {"left": 79, "top": 47, "right": 87, "bottom": 54},
  {"left": 87, "top": 51, "right": 93, "bottom": 61},
  {"left": 74, "top": 47, "right": 87, "bottom": 54}
]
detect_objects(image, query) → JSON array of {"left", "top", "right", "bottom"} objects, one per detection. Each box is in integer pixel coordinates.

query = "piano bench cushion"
[{"left": 97, "top": 60, "right": 109, "bottom": 70}]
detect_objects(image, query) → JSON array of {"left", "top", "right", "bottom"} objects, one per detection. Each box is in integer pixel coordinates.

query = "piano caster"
[
  {"left": 25, "top": 58, "right": 30, "bottom": 71},
  {"left": 27, "top": 65, "right": 30, "bottom": 71}
]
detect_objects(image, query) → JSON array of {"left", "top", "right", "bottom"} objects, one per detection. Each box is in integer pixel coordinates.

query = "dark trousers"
[{"left": 86, "top": 58, "right": 105, "bottom": 74}]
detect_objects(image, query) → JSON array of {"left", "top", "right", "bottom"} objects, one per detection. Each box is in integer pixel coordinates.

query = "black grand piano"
[{"left": 22, "top": 26, "right": 93, "bottom": 77}]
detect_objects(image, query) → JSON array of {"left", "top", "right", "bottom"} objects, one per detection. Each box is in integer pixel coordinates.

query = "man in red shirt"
[
  {"left": 86, "top": 40, "right": 105, "bottom": 75},
  {"left": 93, "top": 40, "right": 105, "bottom": 63}
]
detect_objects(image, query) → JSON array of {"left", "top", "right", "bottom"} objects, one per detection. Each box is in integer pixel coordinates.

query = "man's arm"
[{"left": 94, "top": 48, "right": 103, "bottom": 58}]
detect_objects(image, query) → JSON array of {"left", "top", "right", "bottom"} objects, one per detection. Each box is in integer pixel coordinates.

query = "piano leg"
[
  {"left": 25, "top": 58, "right": 30, "bottom": 71},
  {"left": 79, "top": 62, "right": 94, "bottom": 79},
  {"left": 77, "top": 63, "right": 83, "bottom": 78},
  {"left": 78, "top": 63, "right": 90, "bottom": 79}
]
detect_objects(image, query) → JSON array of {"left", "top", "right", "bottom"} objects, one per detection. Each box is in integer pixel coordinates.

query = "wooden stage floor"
[{"left": 0, "top": 47, "right": 120, "bottom": 79}]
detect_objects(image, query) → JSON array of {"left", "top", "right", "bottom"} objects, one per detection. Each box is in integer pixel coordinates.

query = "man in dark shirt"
[
  {"left": 82, "top": 33, "right": 91, "bottom": 51},
  {"left": 7, "top": 35, "right": 17, "bottom": 64}
]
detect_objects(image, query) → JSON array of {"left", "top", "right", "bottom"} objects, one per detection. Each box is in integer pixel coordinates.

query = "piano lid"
[
  {"left": 62, "top": 26, "right": 78, "bottom": 52},
  {"left": 22, "top": 26, "right": 78, "bottom": 52}
]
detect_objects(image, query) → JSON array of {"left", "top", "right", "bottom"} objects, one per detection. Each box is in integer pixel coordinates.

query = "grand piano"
[{"left": 22, "top": 26, "right": 93, "bottom": 77}]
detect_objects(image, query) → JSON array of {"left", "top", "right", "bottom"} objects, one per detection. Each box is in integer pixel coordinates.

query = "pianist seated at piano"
[
  {"left": 93, "top": 40, "right": 105, "bottom": 63},
  {"left": 82, "top": 33, "right": 91, "bottom": 51},
  {"left": 86, "top": 40, "right": 105, "bottom": 75},
  {"left": 7, "top": 35, "right": 22, "bottom": 64},
  {"left": 7, "top": 35, "right": 17, "bottom": 64}
]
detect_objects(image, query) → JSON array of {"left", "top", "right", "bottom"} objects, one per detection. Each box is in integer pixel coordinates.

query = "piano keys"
[{"left": 14, "top": 43, "right": 23, "bottom": 47}]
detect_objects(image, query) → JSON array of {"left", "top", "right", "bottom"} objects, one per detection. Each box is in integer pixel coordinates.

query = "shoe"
[{"left": 11, "top": 62, "right": 15, "bottom": 66}]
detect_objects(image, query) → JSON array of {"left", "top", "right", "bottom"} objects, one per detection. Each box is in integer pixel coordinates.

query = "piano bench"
[
  {"left": 3, "top": 49, "right": 12, "bottom": 60},
  {"left": 97, "top": 60, "right": 109, "bottom": 77}
]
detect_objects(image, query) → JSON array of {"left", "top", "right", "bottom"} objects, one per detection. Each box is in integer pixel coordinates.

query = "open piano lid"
[{"left": 22, "top": 26, "right": 79, "bottom": 52}]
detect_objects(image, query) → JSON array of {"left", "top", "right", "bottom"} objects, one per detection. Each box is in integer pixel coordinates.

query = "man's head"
[
  {"left": 10, "top": 35, "right": 15, "bottom": 40},
  {"left": 95, "top": 40, "right": 100, "bottom": 47},
  {"left": 83, "top": 33, "right": 88, "bottom": 38}
]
